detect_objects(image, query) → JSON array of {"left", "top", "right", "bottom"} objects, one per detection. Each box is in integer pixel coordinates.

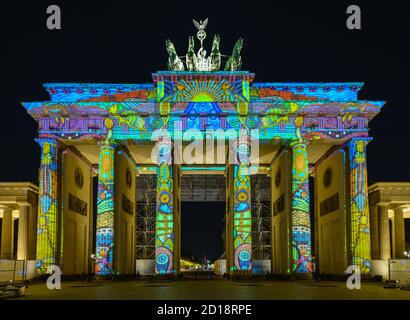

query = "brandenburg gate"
[{"left": 21, "top": 20, "right": 385, "bottom": 278}]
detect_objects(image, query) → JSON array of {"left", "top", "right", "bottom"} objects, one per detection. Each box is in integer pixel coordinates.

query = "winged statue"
[
  {"left": 193, "top": 18, "right": 208, "bottom": 31},
  {"left": 165, "top": 18, "right": 243, "bottom": 71}
]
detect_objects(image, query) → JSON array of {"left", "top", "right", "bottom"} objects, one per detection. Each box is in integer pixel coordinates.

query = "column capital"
[
  {"left": 98, "top": 139, "right": 117, "bottom": 148},
  {"left": 343, "top": 136, "right": 373, "bottom": 149},
  {"left": 0, "top": 206, "right": 12, "bottom": 218},
  {"left": 0, "top": 205, "right": 13, "bottom": 212},
  {"left": 393, "top": 206, "right": 405, "bottom": 213},
  {"left": 376, "top": 202, "right": 391, "bottom": 208},
  {"left": 17, "top": 202, "right": 31, "bottom": 208},
  {"left": 289, "top": 139, "right": 309, "bottom": 149},
  {"left": 35, "top": 137, "right": 63, "bottom": 148}
]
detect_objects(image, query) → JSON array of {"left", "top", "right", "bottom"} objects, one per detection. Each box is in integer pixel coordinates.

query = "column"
[
  {"left": 173, "top": 165, "right": 181, "bottom": 274},
  {"left": 393, "top": 207, "right": 405, "bottom": 259},
  {"left": 28, "top": 205, "right": 38, "bottom": 260},
  {"left": 232, "top": 137, "right": 252, "bottom": 272},
  {"left": 225, "top": 164, "right": 234, "bottom": 274},
  {"left": 155, "top": 137, "right": 175, "bottom": 274},
  {"left": 17, "top": 204, "right": 29, "bottom": 260},
  {"left": 370, "top": 204, "right": 380, "bottom": 260},
  {"left": 1, "top": 207, "right": 13, "bottom": 259},
  {"left": 36, "top": 138, "right": 59, "bottom": 273},
  {"left": 347, "top": 137, "right": 371, "bottom": 273},
  {"left": 290, "top": 137, "right": 312, "bottom": 275},
  {"left": 88, "top": 169, "right": 96, "bottom": 274},
  {"left": 95, "top": 138, "right": 116, "bottom": 276},
  {"left": 379, "top": 205, "right": 391, "bottom": 260}
]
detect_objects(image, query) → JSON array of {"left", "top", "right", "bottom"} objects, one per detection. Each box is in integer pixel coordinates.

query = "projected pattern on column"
[
  {"left": 155, "top": 139, "right": 174, "bottom": 274},
  {"left": 233, "top": 141, "right": 252, "bottom": 271},
  {"left": 36, "top": 139, "right": 58, "bottom": 273},
  {"left": 95, "top": 132, "right": 116, "bottom": 275},
  {"left": 348, "top": 137, "right": 371, "bottom": 273},
  {"left": 291, "top": 121, "right": 312, "bottom": 273}
]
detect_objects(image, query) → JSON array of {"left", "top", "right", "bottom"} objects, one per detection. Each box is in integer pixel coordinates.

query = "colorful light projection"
[
  {"left": 95, "top": 119, "right": 116, "bottom": 275},
  {"left": 290, "top": 117, "right": 312, "bottom": 274},
  {"left": 183, "top": 102, "right": 222, "bottom": 130},
  {"left": 163, "top": 79, "right": 244, "bottom": 103},
  {"left": 233, "top": 139, "right": 252, "bottom": 271},
  {"left": 36, "top": 139, "right": 59, "bottom": 273},
  {"left": 23, "top": 76, "right": 384, "bottom": 145},
  {"left": 348, "top": 137, "right": 371, "bottom": 273},
  {"left": 155, "top": 137, "right": 175, "bottom": 274}
]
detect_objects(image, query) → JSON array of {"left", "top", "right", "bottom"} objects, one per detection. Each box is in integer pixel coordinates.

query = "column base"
[
  {"left": 227, "top": 270, "right": 253, "bottom": 280},
  {"left": 94, "top": 274, "right": 115, "bottom": 280},
  {"left": 155, "top": 273, "right": 178, "bottom": 280},
  {"left": 294, "top": 272, "right": 313, "bottom": 280}
]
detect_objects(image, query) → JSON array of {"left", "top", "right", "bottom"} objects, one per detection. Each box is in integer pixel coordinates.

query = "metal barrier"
[
  {"left": 0, "top": 260, "right": 27, "bottom": 285},
  {"left": 388, "top": 259, "right": 410, "bottom": 282}
]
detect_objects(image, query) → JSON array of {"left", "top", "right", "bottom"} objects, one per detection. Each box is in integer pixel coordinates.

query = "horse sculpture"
[
  {"left": 165, "top": 19, "right": 244, "bottom": 72},
  {"left": 210, "top": 34, "right": 221, "bottom": 71},
  {"left": 185, "top": 36, "right": 197, "bottom": 71},
  {"left": 224, "top": 38, "right": 243, "bottom": 71},
  {"left": 166, "top": 39, "right": 185, "bottom": 71}
]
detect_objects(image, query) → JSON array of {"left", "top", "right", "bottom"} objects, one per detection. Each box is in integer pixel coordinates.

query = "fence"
[{"left": 0, "top": 260, "right": 28, "bottom": 284}]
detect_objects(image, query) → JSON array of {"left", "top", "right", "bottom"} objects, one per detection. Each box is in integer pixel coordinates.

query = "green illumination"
[{"left": 191, "top": 92, "right": 215, "bottom": 102}]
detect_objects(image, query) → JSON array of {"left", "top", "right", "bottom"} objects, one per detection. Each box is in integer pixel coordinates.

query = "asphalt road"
[{"left": 12, "top": 278, "right": 410, "bottom": 300}]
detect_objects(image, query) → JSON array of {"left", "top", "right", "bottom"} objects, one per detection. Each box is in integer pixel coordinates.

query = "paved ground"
[{"left": 12, "top": 278, "right": 410, "bottom": 300}]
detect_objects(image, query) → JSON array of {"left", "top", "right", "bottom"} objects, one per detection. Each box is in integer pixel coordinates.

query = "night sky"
[{"left": 1, "top": 1, "right": 409, "bottom": 258}]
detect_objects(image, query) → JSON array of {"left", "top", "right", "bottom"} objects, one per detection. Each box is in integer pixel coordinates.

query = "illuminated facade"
[
  {"left": 155, "top": 138, "right": 175, "bottom": 274},
  {"left": 95, "top": 127, "right": 116, "bottom": 275},
  {"left": 290, "top": 129, "right": 312, "bottom": 274},
  {"left": 20, "top": 21, "right": 385, "bottom": 277},
  {"left": 36, "top": 139, "right": 59, "bottom": 273}
]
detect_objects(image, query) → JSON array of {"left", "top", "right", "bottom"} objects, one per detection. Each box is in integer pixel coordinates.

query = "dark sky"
[{"left": 1, "top": 1, "right": 409, "bottom": 257}]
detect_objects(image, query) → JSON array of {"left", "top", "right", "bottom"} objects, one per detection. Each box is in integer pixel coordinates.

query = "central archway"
[{"left": 180, "top": 174, "right": 226, "bottom": 271}]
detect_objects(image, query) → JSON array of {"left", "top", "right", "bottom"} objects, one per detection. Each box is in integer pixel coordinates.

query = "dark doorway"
[{"left": 181, "top": 201, "right": 225, "bottom": 263}]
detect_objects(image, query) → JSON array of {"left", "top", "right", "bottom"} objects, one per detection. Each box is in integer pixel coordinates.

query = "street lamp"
[{"left": 404, "top": 251, "right": 410, "bottom": 259}]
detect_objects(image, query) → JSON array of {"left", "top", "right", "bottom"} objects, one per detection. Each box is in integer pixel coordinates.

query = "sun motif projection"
[
  {"left": 155, "top": 138, "right": 174, "bottom": 274},
  {"left": 95, "top": 119, "right": 116, "bottom": 275},
  {"left": 36, "top": 139, "right": 58, "bottom": 273},
  {"left": 290, "top": 126, "right": 312, "bottom": 273},
  {"left": 164, "top": 79, "right": 244, "bottom": 103},
  {"left": 348, "top": 138, "right": 371, "bottom": 273},
  {"left": 233, "top": 140, "right": 252, "bottom": 271}
]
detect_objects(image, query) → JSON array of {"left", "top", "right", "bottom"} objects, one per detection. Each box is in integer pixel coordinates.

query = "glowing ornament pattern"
[
  {"left": 95, "top": 119, "right": 116, "bottom": 275},
  {"left": 155, "top": 138, "right": 174, "bottom": 274},
  {"left": 291, "top": 142, "right": 312, "bottom": 273},
  {"left": 290, "top": 120, "right": 312, "bottom": 273},
  {"left": 233, "top": 141, "right": 252, "bottom": 271},
  {"left": 36, "top": 139, "right": 59, "bottom": 273},
  {"left": 348, "top": 137, "right": 371, "bottom": 273}
]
